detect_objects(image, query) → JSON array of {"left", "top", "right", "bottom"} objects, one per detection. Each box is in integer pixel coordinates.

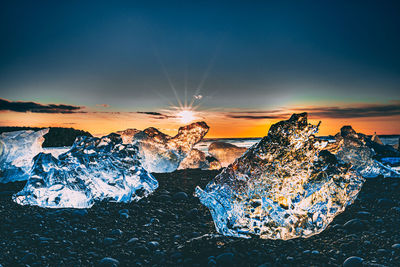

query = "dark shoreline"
[{"left": 1, "top": 169, "right": 399, "bottom": 266}]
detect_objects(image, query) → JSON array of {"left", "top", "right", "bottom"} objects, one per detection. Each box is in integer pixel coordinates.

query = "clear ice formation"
[
  {"left": 208, "top": 142, "right": 247, "bottom": 168},
  {"left": 178, "top": 149, "right": 210, "bottom": 170},
  {"left": 127, "top": 122, "right": 210, "bottom": 173},
  {"left": 0, "top": 129, "right": 49, "bottom": 183},
  {"left": 196, "top": 113, "right": 365, "bottom": 240},
  {"left": 327, "top": 126, "right": 400, "bottom": 178},
  {"left": 13, "top": 134, "right": 158, "bottom": 208}
]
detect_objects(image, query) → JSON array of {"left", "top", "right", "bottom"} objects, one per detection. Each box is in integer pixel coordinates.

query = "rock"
[
  {"left": 133, "top": 245, "right": 149, "bottom": 255},
  {"left": 103, "top": 238, "right": 116, "bottom": 246},
  {"left": 119, "top": 213, "right": 129, "bottom": 219},
  {"left": 72, "top": 209, "right": 88, "bottom": 217},
  {"left": 109, "top": 229, "right": 123, "bottom": 237},
  {"left": 126, "top": 238, "right": 139, "bottom": 245},
  {"left": 377, "top": 198, "right": 395, "bottom": 208},
  {"left": 173, "top": 192, "right": 188, "bottom": 201},
  {"left": 216, "top": 252, "right": 234, "bottom": 265},
  {"left": 118, "top": 209, "right": 129, "bottom": 215},
  {"left": 157, "top": 194, "right": 172, "bottom": 202},
  {"left": 147, "top": 241, "right": 159, "bottom": 250},
  {"left": 343, "top": 256, "right": 363, "bottom": 267},
  {"left": 98, "top": 257, "right": 120, "bottom": 266},
  {"left": 21, "top": 252, "right": 37, "bottom": 264},
  {"left": 392, "top": 243, "right": 400, "bottom": 250},
  {"left": 343, "top": 219, "right": 368, "bottom": 233}
]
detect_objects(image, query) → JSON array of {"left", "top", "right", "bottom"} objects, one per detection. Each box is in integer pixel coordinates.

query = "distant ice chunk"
[
  {"left": 208, "top": 142, "right": 247, "bottom": 168},
  {"left": 327, "top": 126, "right": 400, "bottom": 178},
  {"left": 13, "top": 134, "right": 158, "bottom": 208},
  {"left": 119, "top": 122, "right": 209, "bottom": 173},
  {"left": 196, "top": 113, "right": 365, "bottom": 240},
  {"left": 115, "top": 128, "right": 141, "bottom": 144},
  {"left": 0, "top": 129, "right": 49, "bottom": 183},
  {"left": 178, "top": 149, "right": 210, "bottom": 170}
]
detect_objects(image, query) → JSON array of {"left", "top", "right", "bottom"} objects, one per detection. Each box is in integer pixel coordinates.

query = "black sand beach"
[{"left": 1, "top": 169, "right": 400, "bottom": 266}]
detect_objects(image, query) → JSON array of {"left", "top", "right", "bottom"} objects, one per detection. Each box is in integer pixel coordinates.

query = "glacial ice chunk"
[
  {"left": 0, "top": 129, "right": 49, "bottom": 183},
  {"left": 13, "top": 133, "right": 158, "bottom": 208},
  {"left": 119, "top": 122, "right": 209, "bottom": 173},
  {"left": 178, "top": 149, "right": 210, "bottom": 170},
  {"left": 208, "top": 142, "right": 247, "bottom": 168},
  {"left": 196, "top": 113, "right": 365, "bottom": 240},
  {"left": 327, "top": 126, "right": 400, "bottom": 178}
]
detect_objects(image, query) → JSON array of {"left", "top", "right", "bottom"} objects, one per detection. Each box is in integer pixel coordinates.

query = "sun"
[{"left": 177, "top": 109, "right": 196, "bottom": 124}]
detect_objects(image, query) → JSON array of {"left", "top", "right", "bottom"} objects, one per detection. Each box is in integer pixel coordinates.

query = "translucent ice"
[
  {"left": 208, "top": 142, "right": 247, "bottom": 168},
  {"left": 128, "top": 122, "right": 209, "bottom": 173},
  {"left": 178, "top": 149, "right": 210, "bottom": 170},
  {"left": 0, "top": 129, "right": 49, "bottom": 183},
  {"left": 327, "top": 126, "right": 400, "bottom": 178},
  {"left": 13, "top": 134, "right": 158, "bottom": 208},
  {"left": 115, "top": 128, "right": 140, "bottom": 144},
  {"left": 196, "top": 113, "right": 365, "bottom": 240}
]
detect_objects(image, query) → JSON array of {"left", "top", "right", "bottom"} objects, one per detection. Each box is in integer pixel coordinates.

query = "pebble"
[
  {"left": 21, "top": 252, "right": 37, "bottom": 264},
  {"left": 147, "top": 241, "right": 159, "bottom": 250},
  {"left": 342, "top": 256, "right": 363, "bottom": 267},
  {"left": 377, "top": 198, "right": 395, "bottom": 208},
  {"left": 126, "top": 237, "right": 139, "bottom": 245},
  {"left": 172, "top": 192, "right": 189, "bottom": 201},
  {"left": 392, "top": 243, "right": 400, "bottom": 250},
  {"left": 216, "top": 252, "right": 234, "bottom": 265},
  {"left": 103, "top": 238, "right": 116, "bottom": 245},
  {"left": 343, "top": 219, "right": 367, "bottom": 232},
  {"left": 98, "top": 257, "right": 119, "bottom": 266},
  {"left": 110, "top": 229, "right": 123, "bottom": 237}
]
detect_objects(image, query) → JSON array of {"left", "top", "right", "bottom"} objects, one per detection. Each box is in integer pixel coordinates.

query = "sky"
[{"left": 1, "top": 0, "right": 400, "bottom": 137}]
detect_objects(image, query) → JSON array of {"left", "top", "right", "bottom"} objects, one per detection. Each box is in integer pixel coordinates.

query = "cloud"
[
  {"left": 225, "top": 101, "right": 400, "bottom": 120},
  {"left": 136, "top": 111, "right": 176, "bottom": 120},
  {"left": 96, "top": 104, "right": 110, "bottom": 108},
  {"left": 296, "top": 102, "right": 400, "bottom": 118},
  {"left": 0, "top": 98, "right": 85, "bottom": 113},
  {"left": 226, "top": 114, "right": 287, "bottom": 120}
]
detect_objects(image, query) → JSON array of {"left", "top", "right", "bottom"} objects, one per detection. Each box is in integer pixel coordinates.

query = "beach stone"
[
  {"left": 126, "top": 238, "right": 139, "bottom": 245},
  {"left": 98, "top": 257, "right": 119, "bottom": 266},
  {"left": 173, "top": 192, "right": 188, "bottom": 201},
  {"left": 118, "top": 209, "right": 129, "bottom": 214},
  {"left": 392, "top": 243, "right": 400, "bottom": 250},
  {"left": 119, "top": 213, "right": 129, "bottom": 219},
  {"left": 21, "top": 252, "right": 37, "bottom": 264},
  {"left": 343, "top": 256, "right": 363, "bottom": 267},
  {"left": 344, "top": 219, "right": 367, "bottom": 232},
  {"left": 103, "top": 238, "right": 116, "bottom": 245},
  {"left": 377, "top": 198, "right": 395, "bottom": 208},
  {"left": 110, "top": 229, "right": 123, "bottom": 237},
  {"left": 216, "top": 252, "right": 234, "bottom": 265},
  {"left": 147, "top": 241, "right": 159, "bottom": 250}
]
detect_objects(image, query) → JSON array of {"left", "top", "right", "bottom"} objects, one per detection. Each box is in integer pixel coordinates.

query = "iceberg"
[
  {"left": 208, "top": 142, "right": 247, "bottom": 168},
  {"left": 0, "top": 129, "right": 49, "bottom": 183},
  {"left": 119, "top": 122, "right": 209, "bottom": 173},
  {"left": 196, "top": 113, "right": 365, "bottom": 240},
  {"left": 327, "top": 126, "right": 400, "bottom": 178},
  {"left": 13, "top": 133, "right": 158, "bottom": 208}
]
